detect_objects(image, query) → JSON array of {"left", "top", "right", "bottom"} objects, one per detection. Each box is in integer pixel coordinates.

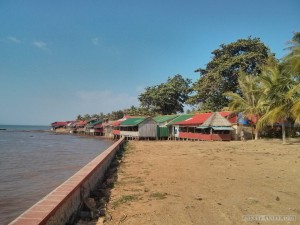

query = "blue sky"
[{"left": 0, "top": 0, "right": 299, "bottom": 125}]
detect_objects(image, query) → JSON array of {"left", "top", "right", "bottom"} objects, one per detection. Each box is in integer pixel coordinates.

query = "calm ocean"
[{"left": 0, "top": 125, "right": 114, "bottom": 224}]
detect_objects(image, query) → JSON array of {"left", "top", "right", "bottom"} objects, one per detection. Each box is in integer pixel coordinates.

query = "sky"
[{"left": 0, "top": 0, "right": 299, "bottom": 125}]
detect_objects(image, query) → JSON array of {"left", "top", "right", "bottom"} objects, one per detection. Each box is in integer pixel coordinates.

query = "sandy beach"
[{"left": 103, "top": 139, "right": 300, "bottom": 225}]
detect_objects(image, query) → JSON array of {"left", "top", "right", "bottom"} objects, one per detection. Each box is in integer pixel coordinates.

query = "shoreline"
[{"left": 1, "top": 129, "right": 115, "bottom": 225}]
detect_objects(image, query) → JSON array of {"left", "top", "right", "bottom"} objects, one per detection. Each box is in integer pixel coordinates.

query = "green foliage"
[
  {"left": 123, "top": 105, "right": 156, "bottom": 117},
  {"left": 77, "top": 113, "right": 106, "bottom": 121},
  {"left": 257, "top": 57, "right": 299, "bottom": 143},
  {"left": 82, "top": 114, "right": 91, "bottom": 121},
  {"left": 106, "top": 110, "right": 124, "bottom": 120},
  {"left": 76, "top": 114, "right": 83, "bottom": 121},
  {"left": 224, "top": 72, "right": 266, "bottom": 139},
  {"left": 190, "top": 37, "right": 273, "bottom": 111},
  {"left": 138, "top": 74, "right": 191, "bottom": 115},
  {"left": 284, "top": 32, "right": 300, "bottom": 77}
]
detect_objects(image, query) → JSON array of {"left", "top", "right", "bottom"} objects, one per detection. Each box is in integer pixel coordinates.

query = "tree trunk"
[
  {"left": 282, "top": 121, "right": 286, "bottom": 144},
  {"left": 254, "top": 128, "right": 259, "bottom": 140}
]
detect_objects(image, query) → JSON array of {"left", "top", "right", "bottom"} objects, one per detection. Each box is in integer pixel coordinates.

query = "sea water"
[{"left": 0, "top": 125, "right": 113, "bottom": 224}]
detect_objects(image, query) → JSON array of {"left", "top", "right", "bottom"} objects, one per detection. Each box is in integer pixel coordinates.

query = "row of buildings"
[{"left": 51, "top": 111, "right": 247, "bottom": 141}]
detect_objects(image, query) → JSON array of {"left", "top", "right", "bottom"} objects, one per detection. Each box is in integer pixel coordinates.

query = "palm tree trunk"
[
  {"left": 254, "top": 128, "right": 259, "bottom": 140},
  {"left": 282, "top": 120, "right": 286, "bottom": 144}
]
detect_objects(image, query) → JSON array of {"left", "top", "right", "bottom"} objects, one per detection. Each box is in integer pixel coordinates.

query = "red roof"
[
  {"left": 219, "top": 111, "right": 238, "bottom": 124},
  {"left": 173, "top": 112, "right": 238, "bottom": 126},
  {"left": 51, "top": 121, "right": 68, "bottom": 127},
  {"left": 111, "top": 115, "right": 139, "bottom": 127},
  {"left": 174, "top": 113, "right": 213, "bottom": 126},
  {"left": 76, "top": 121, "right": 87, "bottom": 127},
  {"left": 94, "top": 124, "right": 103, "bottom": 128},
  {"left": 112, "top": 120, "right": 122, "bottom": 127},
  {"left": 248, "top": 114, "right": 258, "bottom": 124}
]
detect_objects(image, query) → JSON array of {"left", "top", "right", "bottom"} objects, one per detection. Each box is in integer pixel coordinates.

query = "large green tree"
[
  {"left": 190, "top": 37, "right": 273, "bottom": 111},
  {"left": 138, "top": 74, "right": 191, "bottom": 115}
]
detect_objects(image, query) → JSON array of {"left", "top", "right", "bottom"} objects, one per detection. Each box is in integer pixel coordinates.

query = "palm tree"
[
  {"left": 224, "top": 72, "right": 265, "bottom": 140},
  {"left": 76, "top": 114, "right": 83, "bottom": 121},
  {"left": 257, "top": 62, "right": 296, "bottom": 144},
  {"left": 284, "top": 32, "right": 300, "bottom": 76},
  {"left": 284, "top": 32, "right": 300, "bottom": 123}
]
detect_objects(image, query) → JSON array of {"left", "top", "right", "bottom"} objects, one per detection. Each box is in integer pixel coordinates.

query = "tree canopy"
[
  {"left": 224, "top": 72, "right": 266, "bottom": 140},
  {"left": 138, "top": 74, "right": 191, "bottom": 115},
  {"left": 189, "top": 37, "right": 273, "bottom": 111}
]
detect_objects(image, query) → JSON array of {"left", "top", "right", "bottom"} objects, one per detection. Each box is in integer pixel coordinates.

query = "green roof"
[
  {"left": 153, "top": 115, "right": 178, "bottom": 123},
  {"left": 86, "top": 119, "right": 105, "bottom": 127},
  {"left": 167, "top": 114, "right": 194, "bottom": 125},
  {"left": 120, "top": 117, "right": 146, "bottom": 126}
]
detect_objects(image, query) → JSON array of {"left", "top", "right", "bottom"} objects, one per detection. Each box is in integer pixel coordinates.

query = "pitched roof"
[
  {"left": 168, "top": 114, "right": 194, "bottom": 125},
  {"left": 112, "top": 120, "right": 122, "bottom": 127},
  {"left": 153, "top": 115, "right": 178, "bottom": 123},
  {"left": 111, "top": 115, "right": 134, "bottom": 127},
  {"left": 75, "top": 121, "right": 87, "bottom": 127},
  {"left": 120, "top": 117, "right": 147, "bottom": 126},
  {"left": 219, "top": 111, "right": 238, "bottom": 124},
  {"left": 174, "top": 113, "right": 212, "bottom": 126},
  {"left": 51, "top": 121, "right": 68, "bottom": 127},
  {"left": 200, "top": 112, "right": 232, "bottom": 127},
  {"left": 86, "top": 119, "right": 105, "bottom": 127}
]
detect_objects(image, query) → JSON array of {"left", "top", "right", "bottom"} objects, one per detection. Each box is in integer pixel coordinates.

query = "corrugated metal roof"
[
  {"left": 153, "top": 115, "right": 178, "bottom": 123},
  {"left": 85, "top": 119, "right": 105, "bottom": 128},
  {"left": 120, "top": 117, "right": 146, "bottom": 126},
  {"left": 168, "top": 114, "right": 194, "bottom": 125},
  {"left": 174, "top": 113, "right": 213, "bottom": 125}
]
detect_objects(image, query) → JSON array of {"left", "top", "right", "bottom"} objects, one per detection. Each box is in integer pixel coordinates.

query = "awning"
[
  {"left": 212, "top": 126, "right": 234, "bottom": 130},
  {"left": 197, "top": 126, "right": 210, "bottom": 129}
]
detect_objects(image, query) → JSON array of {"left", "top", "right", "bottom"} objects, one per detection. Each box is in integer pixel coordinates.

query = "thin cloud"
[
  {"left": 91, "top": 37, "right": 100, "bottom": 46},
  {"left": 33, "top": 41, "right": 48, "bottom": 50},
  {"left": 7, "top": 36, "right": 21, "bottom": 43}
]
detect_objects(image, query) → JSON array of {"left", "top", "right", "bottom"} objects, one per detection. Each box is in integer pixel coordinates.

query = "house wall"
[
  {"left": 138, "top": 119, "right": 157, "bottom": 138},
  {"left": 120, "top": 131, "right": 139, "bottom": 137},
  {"left": 104, "top": 126, "right": 113, "bottom": 138},
  {"left": 112, "top": 130, "right": 120, "bottom": 135},
  {"left": 179, "top": 132, "right": 231, "bottom": 141},
  {"left": 157, "top": 127, "right": 169, "bottom": 138},
  {"left": 173, "top": 125, "right": 179, "bottom": 138}
]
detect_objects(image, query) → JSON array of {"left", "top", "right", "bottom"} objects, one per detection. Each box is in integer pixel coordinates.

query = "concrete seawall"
[{"left": 9, "top": 137, "right": 125, "bottom": 225}]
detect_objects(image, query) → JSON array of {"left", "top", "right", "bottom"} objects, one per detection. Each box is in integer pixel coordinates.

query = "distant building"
[{"left": 113, "top": 117, "right": 157, "bottom": 140}]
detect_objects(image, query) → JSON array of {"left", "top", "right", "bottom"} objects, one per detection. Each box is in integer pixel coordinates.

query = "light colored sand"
[{"left": 104, "top": 139, "right": 300, "bottom": 225}]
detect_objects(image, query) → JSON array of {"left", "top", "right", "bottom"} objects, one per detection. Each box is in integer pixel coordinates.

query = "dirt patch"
[{"left": 102, "top": 139, "right": 300, "bottom": 225}]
